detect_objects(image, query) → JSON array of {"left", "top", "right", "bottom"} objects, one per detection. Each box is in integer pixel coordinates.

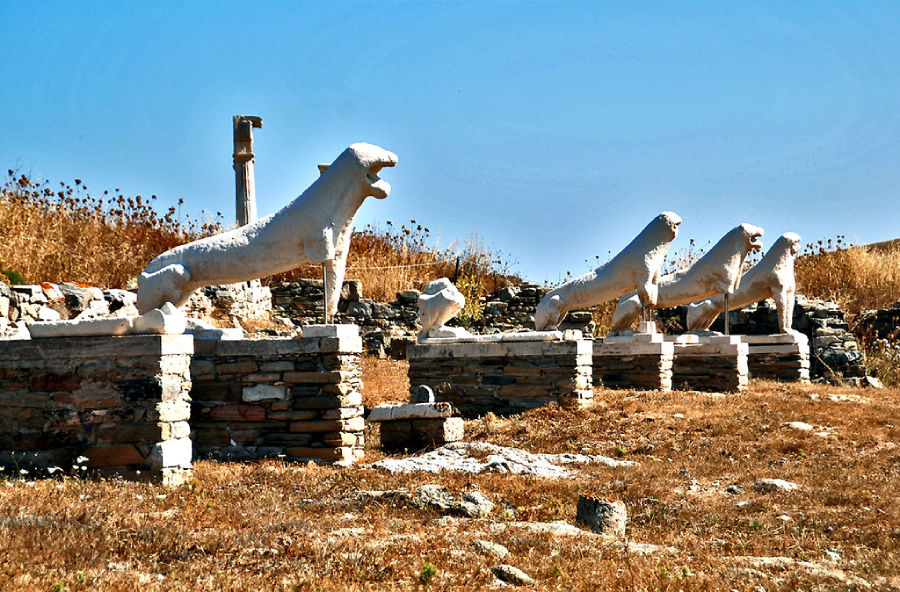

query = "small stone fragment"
[
  {"left": 491, "top": 564, "right": 534, "bottom": 586},
  {"left": 753, "top": 478, "right": 799, "bottom": 492},
  {"left": 473, "top": 539, "right": 509, "bottom": 559},
  {"left": 784, "top": 421, "right": 814, "bottom": 431}
]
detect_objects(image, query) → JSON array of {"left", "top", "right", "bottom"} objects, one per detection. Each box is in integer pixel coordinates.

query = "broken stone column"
[
  {"left": 233, "top": 115, "right": 262, "bottom": 227},
  {"left": 576, "top": 494, "right": 627, "bottom": 537}
]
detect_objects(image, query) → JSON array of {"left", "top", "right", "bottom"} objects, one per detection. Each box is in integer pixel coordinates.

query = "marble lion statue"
[
  {"left": 686, "top": 232, "right": 801, "bottom": 334},
  {"left": 610, "top": 223, "right": 764, "bottom": 332},
  {"left": 137, "top": 143, "right": 397, "bottom": 315},
  {"left": 534, "top": 211, "right": 682, "bottom": 331}
]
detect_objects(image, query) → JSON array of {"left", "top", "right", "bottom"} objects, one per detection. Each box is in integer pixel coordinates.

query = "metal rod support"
[
  {"left": 723, "top": 293, "right": 730, "bottom": 336},
  {"left": 322, "top": 263, "right": 329, "bottom": 325}
]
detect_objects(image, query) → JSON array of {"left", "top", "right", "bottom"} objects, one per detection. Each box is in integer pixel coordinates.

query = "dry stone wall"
[
  {"left": 407, "top": 337, "right": 593, "bottom": 418},
  {"left": 185, "top": 280, "right": 272, "bottom": 322},
  {"left": 270, "top": 280, "right": 596, "bottom": 355},
  {"left": 189, "top": 326, "right": 365, "bottom": 466},
  {"left": 0, "top": 334, "right": 193, "bottom": 486},
  {"left": 856, "top": 304, "right": 900, "bottom": 341}
]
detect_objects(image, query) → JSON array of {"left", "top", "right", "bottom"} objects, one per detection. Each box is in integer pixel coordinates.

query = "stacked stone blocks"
[
  {"left": 593, "top": 333, "right": 675, "bottom": 391},
  {"left": 407, "top": 337, "right": 593, "bottom": 418},
  {"left": 671, "top": 336, "right": 749, "bottom": 392},
  {"left": 0, "top": 334, "right": 193, "bottom": 486},
  {"left": 742, "top": 334, "right": 810, "bottom": 382},
  {"left": 189, "top": 325, "right": 365, "bottom": 465},
  {"left": 368, "top": 401, "right": 464, "bottom": 451}
]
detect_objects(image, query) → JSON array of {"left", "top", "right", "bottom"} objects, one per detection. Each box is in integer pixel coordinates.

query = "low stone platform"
[
  {"left": 0, "top": 334, "right": 194, "bottom": 486},
  {"left": 189, "top": 324, "right": 365, "bottom": 466},
  {"left": 741, "top": 333, "right": 810, "bottom": 382},
  {"left": 368, "top": 402, "right": 463, "bottom": 451},
  {"left": 669, "top": 334, "right": 749, "bottom": 392},
  {"left": 593, "top": 331, "right": 674, "bottom": 391},
  {"left": 407, "top": 333, "right": 593, "bottom": 417}
]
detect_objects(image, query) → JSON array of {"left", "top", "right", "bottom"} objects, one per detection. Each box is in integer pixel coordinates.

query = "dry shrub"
[
  {"left": 0, "top": 171, "right": 223, "bottom": 288},
  {"left": 795, "top": 236, "right": 900, "bottom": 315},
  {"left": 1, "top": 170, "right": 520, "bottom": 300},
  {"left": 264, "top": 222, "right": 520, "bottom": 302}
]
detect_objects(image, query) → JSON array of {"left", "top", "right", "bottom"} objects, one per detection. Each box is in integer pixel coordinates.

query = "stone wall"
[
  {"left": 188, "top": 326, "right": 365, "bottom": 466},
  {"left": 741, "top": 334, "right": 810, "bottom": 383},
  {"left": 0, "top": 334, "right": 193, "bottom": 486},
  {"left": 671, "top": 337, "right": 749, "bottom": 392},
  {"left": 185, "top": 280, "right": 272, "bottom": 322},
  {"left": 0, "top": 281, "right": 137, "bottom": 337},
  {"left": 1, "top": 279, "right": 596, "bottom": 356},
  {"left": 856, "top": 304, "right": 900, "bottom": 341},
  {"left": 593, "top": 336, "right": 674, "bottom": 391},
  {"left": 270, "top": 280, "right": 596, "bottom": 355},
  {"left": 407, "top": 336, "right": 593, "bottom": 418},
  {"left": 0, "top": 280, "right": 270, "bottom": 339},
  {"left": 270, "top": 279, "right": 419, "bottom": 355}
]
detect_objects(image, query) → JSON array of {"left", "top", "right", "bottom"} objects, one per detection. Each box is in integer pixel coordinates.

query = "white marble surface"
[
  {"left": 137, "top": 143, "right": 397, "bottom": 316},
  {"left": 535, "top": 212, "right": 681, "bottom": 330},
  {"left": 611, "top": 223, "right": 764, "bottom": 331},
  {"left": 687, "top": 232, "right": 800, "bottom": 333}
]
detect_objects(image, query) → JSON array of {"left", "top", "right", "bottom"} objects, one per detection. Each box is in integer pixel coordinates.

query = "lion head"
[
  {"left": 737, "top": 223, "right": 765, "bottom": 253},
  {"left": 317, "top": 142, "right": 399, "bottom": 200},
  {"left": 658, "top": 211, "right": 682, "bottom": 238}
]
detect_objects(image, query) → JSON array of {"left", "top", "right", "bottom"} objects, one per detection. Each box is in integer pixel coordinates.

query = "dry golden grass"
[
  {"left": 0, "top": 172, "right": 224, "bottom": 289},
  {"left": 795, "top": 236, "right": 900, "bottom": 315},
  {"left": 266, "top": 223, "right": 519, "bottom": 302},
  {"left": 0, "top": 172, "right": 518, "bottom": 301},
  {"left": 360, "top": 355, "right": 411, "bottom": 407},
  {"left": 2, "top": 360, "right": 899, "bottom": 590},
  {"left": 0, "top": 173, "right": 224, "bottom": 289}
]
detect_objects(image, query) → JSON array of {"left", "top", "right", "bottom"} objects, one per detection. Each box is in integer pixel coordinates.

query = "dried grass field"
[{"left": 2, "top": 358, "right": 899, "bottom": 591}]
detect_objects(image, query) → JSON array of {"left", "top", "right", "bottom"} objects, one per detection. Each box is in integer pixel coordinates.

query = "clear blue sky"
[{"left": 2, "top": 1, "right": 899, "bottom": 284}]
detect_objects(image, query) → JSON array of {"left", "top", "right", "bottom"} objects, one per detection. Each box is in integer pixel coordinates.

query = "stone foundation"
[
  {"left": 407, "top": 334, "right": 593, "bottom": 417},
  {"left": 189, "top": 325, "right": 365, "bottom": 466},
  {"left": 593, "top": 332, "right": 674, "bottom": 391},
  {"left": 670, "top": 335, "right": 749, "bottom": 392},
  {"left": 741, "top": 334, "right": 810, "bottom": 382},
  {"left": 0, "top": 334, "right": 194, "bottom": 486},
  {"left": 368, "top": 401, "right": 463, "bottom": 451},
  {"left": 379, "top": 418, "right": 465, "bottom": 452}
]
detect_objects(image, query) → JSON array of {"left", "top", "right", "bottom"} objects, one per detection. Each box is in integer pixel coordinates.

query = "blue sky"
[{"left": 2, "top": 1, "right": 899, "bottom": 284}]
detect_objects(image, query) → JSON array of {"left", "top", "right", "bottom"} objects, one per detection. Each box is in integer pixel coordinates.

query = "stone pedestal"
[
  {"left": 669, "top": 334, "right": 749, "bottom": 392},
  {"left": 0, "top": 334, "right": 194, "bottom": 486},
  {"left": 368, "top": 402, "right": 464, "bottom": 451},
  {"left": 190, "top": 324, "right": 365, "bottom": 466},
  {"left": 741, "top": 333, "right": 810, "bottom": 382},
  {"left": 407, "top": 333, "right": 593, "bottom": 417},
  {"left": 593, "top": 329, "right": 674, "bottom": 391}
]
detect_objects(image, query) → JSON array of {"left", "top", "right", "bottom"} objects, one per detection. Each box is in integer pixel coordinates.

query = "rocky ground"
[{"left": 1, "top": 360, "right": 898, "bottom": 590}]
